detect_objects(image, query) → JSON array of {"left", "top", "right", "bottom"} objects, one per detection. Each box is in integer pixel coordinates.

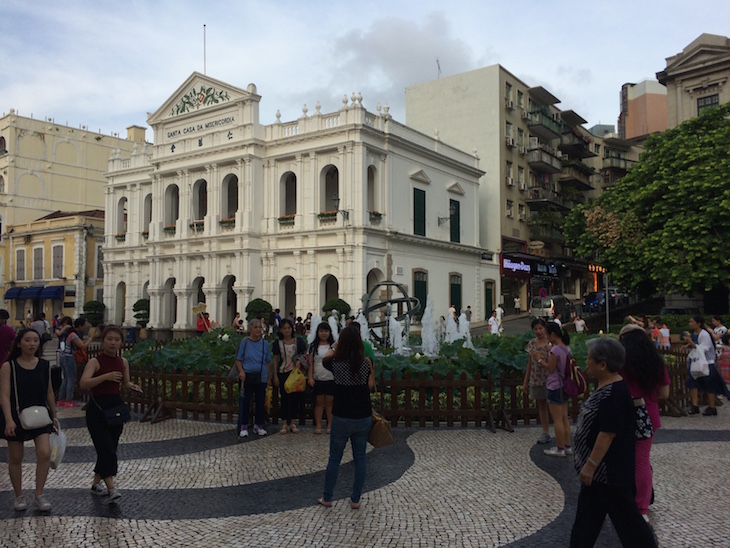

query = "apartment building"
[
  {"left": 406, "top": 65, "right": 599, "bottom": 308},
  {"left": 618, "top": 80, "right": 668, "bottom": 140}
]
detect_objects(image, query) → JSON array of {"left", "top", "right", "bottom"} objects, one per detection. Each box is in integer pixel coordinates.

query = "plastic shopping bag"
[
  {"left": 688, "top": 348, "right": 710, "bottom": 379},
  {"left": 50, "top": 423, "right": 67, "bottom": 469},
  {"left": 284, "top": 368, "right": 306, "bottom": 394}
]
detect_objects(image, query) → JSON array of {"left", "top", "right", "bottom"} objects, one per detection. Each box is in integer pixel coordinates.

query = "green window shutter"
[{"left": 414, "top": 188, "right": 426, "bottom": 236}]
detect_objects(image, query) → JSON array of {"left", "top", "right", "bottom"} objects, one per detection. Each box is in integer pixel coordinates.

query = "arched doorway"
[
  {"left": 161, "top": 278, "right": 177, "bottom": 327},
  {"left": 223, "top": 275, "right": 236, "bottom": 327},
  {"left": 320, "top": 274, "right": 339, "bottom": 310},
  {"left": 280, "top": 276, "right": 296, "bottom": 318},
  {"left": 192, "top": 277, "right": 205, "bottom": 305},
  {"left": 115, "top": 282, "right": 126, "bottom": 325}
]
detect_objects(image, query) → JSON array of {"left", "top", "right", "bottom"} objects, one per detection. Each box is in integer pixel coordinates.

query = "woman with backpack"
[{"left": 538, "top": 322, "right": 572, "bottom": 457}]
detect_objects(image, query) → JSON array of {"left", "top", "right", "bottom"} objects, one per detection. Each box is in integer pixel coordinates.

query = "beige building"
[
  {"left": 406, "top": 65, "right": 599, "bottom": 308},
  {"left": 3, "top": 211, "right": 104, "bottom": 326},
  {"left": 0, "top": 112, "right": 145, "bottom": 304},
  {"left": 657, "top": 33, "right": 730, "bottom": 128},
  {"left": 104, "top": 73, "right": 496, "bottom": 336},
  {"left": 618, "top": 80, "right": 668, "bottom": 140}
]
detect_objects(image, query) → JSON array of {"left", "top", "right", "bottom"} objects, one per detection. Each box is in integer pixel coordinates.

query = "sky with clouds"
[{"left": 2, "top": 0, "right": 728, "bottom": 138}]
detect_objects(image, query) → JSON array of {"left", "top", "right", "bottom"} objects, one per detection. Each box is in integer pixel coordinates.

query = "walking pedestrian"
[
  {"left": 571, "top": 337, "right": 657, "bottom": 547},
  {"left": 0, "top": 329, "right": 58, "bottom": 512},
  {"left": 57, "top": 317, "right": 90, "bottom": 408},
  {"left": 514, "top": 295, "right": 521, "bottom": 315},
  {"left": 683, "top": 315, "right": 730, "bottom": 415},
  {"left": 80, "top": 326, "right": 142, "bottom": 503}
]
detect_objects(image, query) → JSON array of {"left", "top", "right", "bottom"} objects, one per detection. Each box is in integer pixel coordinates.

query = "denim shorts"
[{"left": 547, "top": 388, "right": 566, "bottom": 405}]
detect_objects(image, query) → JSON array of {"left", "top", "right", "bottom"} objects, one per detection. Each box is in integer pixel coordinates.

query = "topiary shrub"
[
  {"left": 83, "top": 300, "right": 106, "bottom": 327},
  {"left": 322, "top": 298, "right": 351, "bottom": 317},
  {"left": 133, "top": 298, "right": 150, "bottom": 327},
  {"left": 245, "top": 298, "right": 273, "bottom": 321}
]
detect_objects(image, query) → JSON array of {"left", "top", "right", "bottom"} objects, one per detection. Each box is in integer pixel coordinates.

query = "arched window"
[
  {"left": 164, "top": 185, "right": 180, "bottom": 226},
  {"left": 222, "top": 174, "right": 238, "bottom": 219},
  {"left": 413, "top": 270, "right": 428, "bottom": 320},
  {"left": 0, "top": 175, "right": 5, "bottom": 194},
  {"left": 281, "top": 172, "right": 297, "bottom": 216},
  {"left": 0, "top": 136, "right": 6, "bottom": 154},
  {"left": 449, "top": 273, "right": 462, "bottom": 314},
  {"left": 143, "top": 193, "right": 152, "bottom": 232},
  {"left": 321, "top": 165, "right": 339, "bottom": 212},
  {"left": 367, "top": 165, "right": 377, "bottom": 212},
  {"left": 116, "top": 197, "right": 128, "bottom": 235},
  {"left": 193, "top": 179, "right": 207, "bottom": 220}
]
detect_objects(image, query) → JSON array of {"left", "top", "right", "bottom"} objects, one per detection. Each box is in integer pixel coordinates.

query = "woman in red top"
[{"left": 80, "top": 326, "right": 142, "bottom": 503}]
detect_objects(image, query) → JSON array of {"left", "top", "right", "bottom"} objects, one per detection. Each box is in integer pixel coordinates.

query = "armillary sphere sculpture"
[{"left": 361, "top": 281, "right": 421, "bottom": 346}]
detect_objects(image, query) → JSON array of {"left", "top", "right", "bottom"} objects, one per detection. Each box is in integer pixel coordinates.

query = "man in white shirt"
[
  {"left": 488, "top": 310, "right": 499, "bottom": 335},
  {"left": 573, "top": 315, "right": 586, "bottom": 333},
  {"left": 553, "top": 312, "right": 562, "bottom": 328}
]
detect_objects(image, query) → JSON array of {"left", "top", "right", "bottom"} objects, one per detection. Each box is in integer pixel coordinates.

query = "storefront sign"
[{"left": 503, "top": 259, "right": 531, "bottom": 273}]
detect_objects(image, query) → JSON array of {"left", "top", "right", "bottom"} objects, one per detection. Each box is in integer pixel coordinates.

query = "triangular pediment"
[
  {"left": 447, "top": 181, "right": 465, "bottom": 195},
  {"left": 148, "top": 72, "right": 258, "bottom": 125},
  {"left": 409, "top": 169, "right": 431, "bottom": 184}
]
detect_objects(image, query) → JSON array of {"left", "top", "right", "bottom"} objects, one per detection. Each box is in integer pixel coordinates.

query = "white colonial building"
[{"left": 104, "top": 73, "right": 498, "bottom": 336}]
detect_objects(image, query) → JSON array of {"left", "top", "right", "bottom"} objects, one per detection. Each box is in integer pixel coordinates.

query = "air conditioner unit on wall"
[
  {"left": 519, "top": 181, "right": 526, "bottom": 191},
  {"left": 518, "top": 145, "right": 527, "bottom": 155},
  {"left": 506, "top": 137, "right": 515, "bottom": 147},
  {"left": 506, "top": 177, "right": 514, "bottom": 187},
  {"left": 506, "top": 210, "right": 514, "bottom": 218},
  {"left": 505, "top": 99, "right": 515, "bottom": 110},
  {"left": 522, "top": 109, "right": 530, "bottom": 120}
]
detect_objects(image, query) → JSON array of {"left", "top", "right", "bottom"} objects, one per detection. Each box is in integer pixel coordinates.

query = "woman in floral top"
[
  {"left": 524, "top": 319, "right": 552, "bottom": 444},
  {"left": 272, "top": 319, "right": 307, "bottom": 434}
]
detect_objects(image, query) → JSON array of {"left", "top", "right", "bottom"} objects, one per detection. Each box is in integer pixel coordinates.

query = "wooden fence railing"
[{"left": 73, "top": 345, "right": 694, "bottom": 429}]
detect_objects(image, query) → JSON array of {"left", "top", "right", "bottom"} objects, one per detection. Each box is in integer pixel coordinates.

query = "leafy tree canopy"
[{"left": 565, "top": 103, "right": 730, "bottom": 295}]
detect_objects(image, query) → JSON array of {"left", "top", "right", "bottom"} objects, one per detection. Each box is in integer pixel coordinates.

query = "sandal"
[
  {"left": 289, "top": 424, "right": 299, "bottom": 434},
  {"left": 348, "top": 498, "right": 360, "bottom": 509},
  {"left": 314, "top": 429, "right": 322, "bottom": 435},
  {"left": 317, "top": 498, "right": 332, "bottom": 508},
  {"left": 280, "top": 426, "right": 287, "bottom": 435},
  {"left": 326, "top": 428, "right": 331, "bottom": 434}
]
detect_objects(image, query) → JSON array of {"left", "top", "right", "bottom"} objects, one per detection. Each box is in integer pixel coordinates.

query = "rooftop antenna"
[
  {"left": 436, "top": 59, "right": 442, "bottom": 79},
  {"left": 203, "top": 24, "right": 207, "bottom": 75}
]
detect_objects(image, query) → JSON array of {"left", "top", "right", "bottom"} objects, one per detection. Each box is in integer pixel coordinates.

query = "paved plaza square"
[{"left": 1, "top": 407, "right": 728, "bottom": 547}]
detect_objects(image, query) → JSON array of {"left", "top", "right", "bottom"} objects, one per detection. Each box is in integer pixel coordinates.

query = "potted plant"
[
  {"left": 83, "top": 300, "right": 106, "bottom": 338},
  {"left": 278, "top": 214, "right": 296, "bottom": 224},
  {"left": 163, "top": 224, "right": 176, "bottom": 234},
  {"left": 142, "top": 230, "right": 149, "bottom": 239},
  {"left": 317, "top": 210, "right": 338, "bottom": 220},
  {"left": 115, "top": 233, "right": 126, "bottom": 242},
  {"left": 322, "top": 298, "right": 351, "bottom": 317},
  {"left": 245, "top": 298, "right": 273, "bottom": 322},
  {"left": 133, "top": 298, "right": 150, "bottom": 339},
  {"left": 190, "top": 220, "right": 204, "bottom": 230},
  {"left": 219, "top": 217, "right": 236, "bottom": 227},
  {"left": 369, "top": 211, "right": 383, "bottom": 223}
]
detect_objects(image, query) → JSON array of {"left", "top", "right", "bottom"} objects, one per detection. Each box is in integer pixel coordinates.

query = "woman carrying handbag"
[
  {"left": 80, "top": 326, "right": 142, "bottom": 503},
  {"left": 0, "top": 329, "right": 58, "bottom": 512}
]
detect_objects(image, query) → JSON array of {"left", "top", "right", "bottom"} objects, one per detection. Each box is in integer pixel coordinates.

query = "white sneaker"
[
  {"left": 90, "top": 483, "right": 108, "bottom": 496},
  {"left": 564, "top": 447, "right": 574, "bottom": 455},
  {"left": 239, "top": 428, "right": 249, "bottom": 438},
  {"left": 543, "top": 447, "right": 566, "bottom": 457},
  {"left": 108, "top": 488, "right": 121, "bottom": 503},
  {"left": 13, "top": 495, "right": 28, "bottom": 512},
  {"left": 254, "top": 425, "right": 267, "bottom": 436},
  {"left": 34, "top": 495, "right": 51, "bottom": 511}
]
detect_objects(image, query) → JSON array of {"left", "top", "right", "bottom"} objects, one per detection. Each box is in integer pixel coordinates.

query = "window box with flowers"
[
  {"left": 278, "top": 214, "right": 296, "bottom": 225},
  {"left": 219, "top": 217, "right": 236, "bottom": 228},
  {"left": 189, "top": 220, "right": 204, "bottom": 230},
  {"left": 115, "top": 233, "right": 126, "bottom": 242},
  {"left": 318, "top": 210, "right": 338, "bottom": 221},
  {"left": 163, "top": 225, "right": 176, "bottom": 235},
  {"left": 142, "top": 231, "right": 149, "bottom": 239},
  {"left": 369, "top": 211, "right": 383, "bottom": 223}
]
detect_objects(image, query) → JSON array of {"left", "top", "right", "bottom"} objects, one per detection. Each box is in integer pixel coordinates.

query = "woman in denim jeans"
[
  {"left": 234, "top": 319, "right": 272, "bottom": 438},
  {"left": 56, "top": 317, "right": 89, "bottom": 407},
  {"left": 317, "top": 325, "right": 374, "bottom": 509}
]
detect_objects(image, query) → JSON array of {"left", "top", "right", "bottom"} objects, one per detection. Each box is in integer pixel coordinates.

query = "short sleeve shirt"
[
  {"left": 235, "top": 338, "right": 272, "bottom": 382},
  {"left": 573, "top": 380, "right": 636, "bottom": 486},
  {"left": 526, "top": 338, "right": 550, "bottom": 388}
]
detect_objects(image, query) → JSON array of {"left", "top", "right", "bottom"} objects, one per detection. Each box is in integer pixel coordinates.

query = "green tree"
[
  {"left": 133, "top": 298, "right": 150, "bottom": 327},
  {"left": 245, "top": 298, "right": 272, "bottom": 321},
  {"left": 565, "top": 103, "right": 730, "bottom": 295},
  {"left": 322, "top": 298, "right": 351, "bottom": 317},
  {"left": 82, "top": 300, "right": 106, "bottom": 326}
]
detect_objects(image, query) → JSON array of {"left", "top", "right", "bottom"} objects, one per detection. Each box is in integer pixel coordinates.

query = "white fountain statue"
[
  {"left": 444, "top": 313, "right": 460, "bottom": 344},
  {"left": 458, "top": 311, "right": 475, "bottom": 350},
  {"left": 355, "top": 312, "right": 370, "bottom": 342},
  {"left": 373, "top": 314, "right": 383, "bottom": 341},
  {"left": 388, "top": 313, "right": 406, "bottom": 354},
  {"left": 328, "top": 310, "right": 340, "bottom": 341},
  {"left": 307, "top": 312, "right": 323, "bottom": 345},
  {"left": 420, "top": 295, "right": 440, "bottom": 357}
]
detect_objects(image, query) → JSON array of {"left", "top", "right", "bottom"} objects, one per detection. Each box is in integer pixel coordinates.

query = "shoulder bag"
[
  {"left": 12, "top": 360, "right": 53, "bottom": 430},
  {"left": 368, "top": 410, "right": 393, "bottom": 448},
  {"left": 91, "top": 356, "right": 130, "bottom": 425},
  {"left": 634, "top": 397, "right": 654, "bottom": 440},
  {"left": 688, "top": 347, "right": 710, "bottom": 379},
  {"left": 227, "top": 339, "right": 248, "bottom": 382}
]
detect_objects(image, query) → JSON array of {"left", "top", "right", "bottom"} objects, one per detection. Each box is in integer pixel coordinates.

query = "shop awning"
[
  {"left": 20, "top": 286, "right": 44, "bottom": 299},
  {"left": 3, "top": 287, "right": 23, "bottom": 300},
  {"left": 40, "top": 286, "right": 65, "bottom": 300}
]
